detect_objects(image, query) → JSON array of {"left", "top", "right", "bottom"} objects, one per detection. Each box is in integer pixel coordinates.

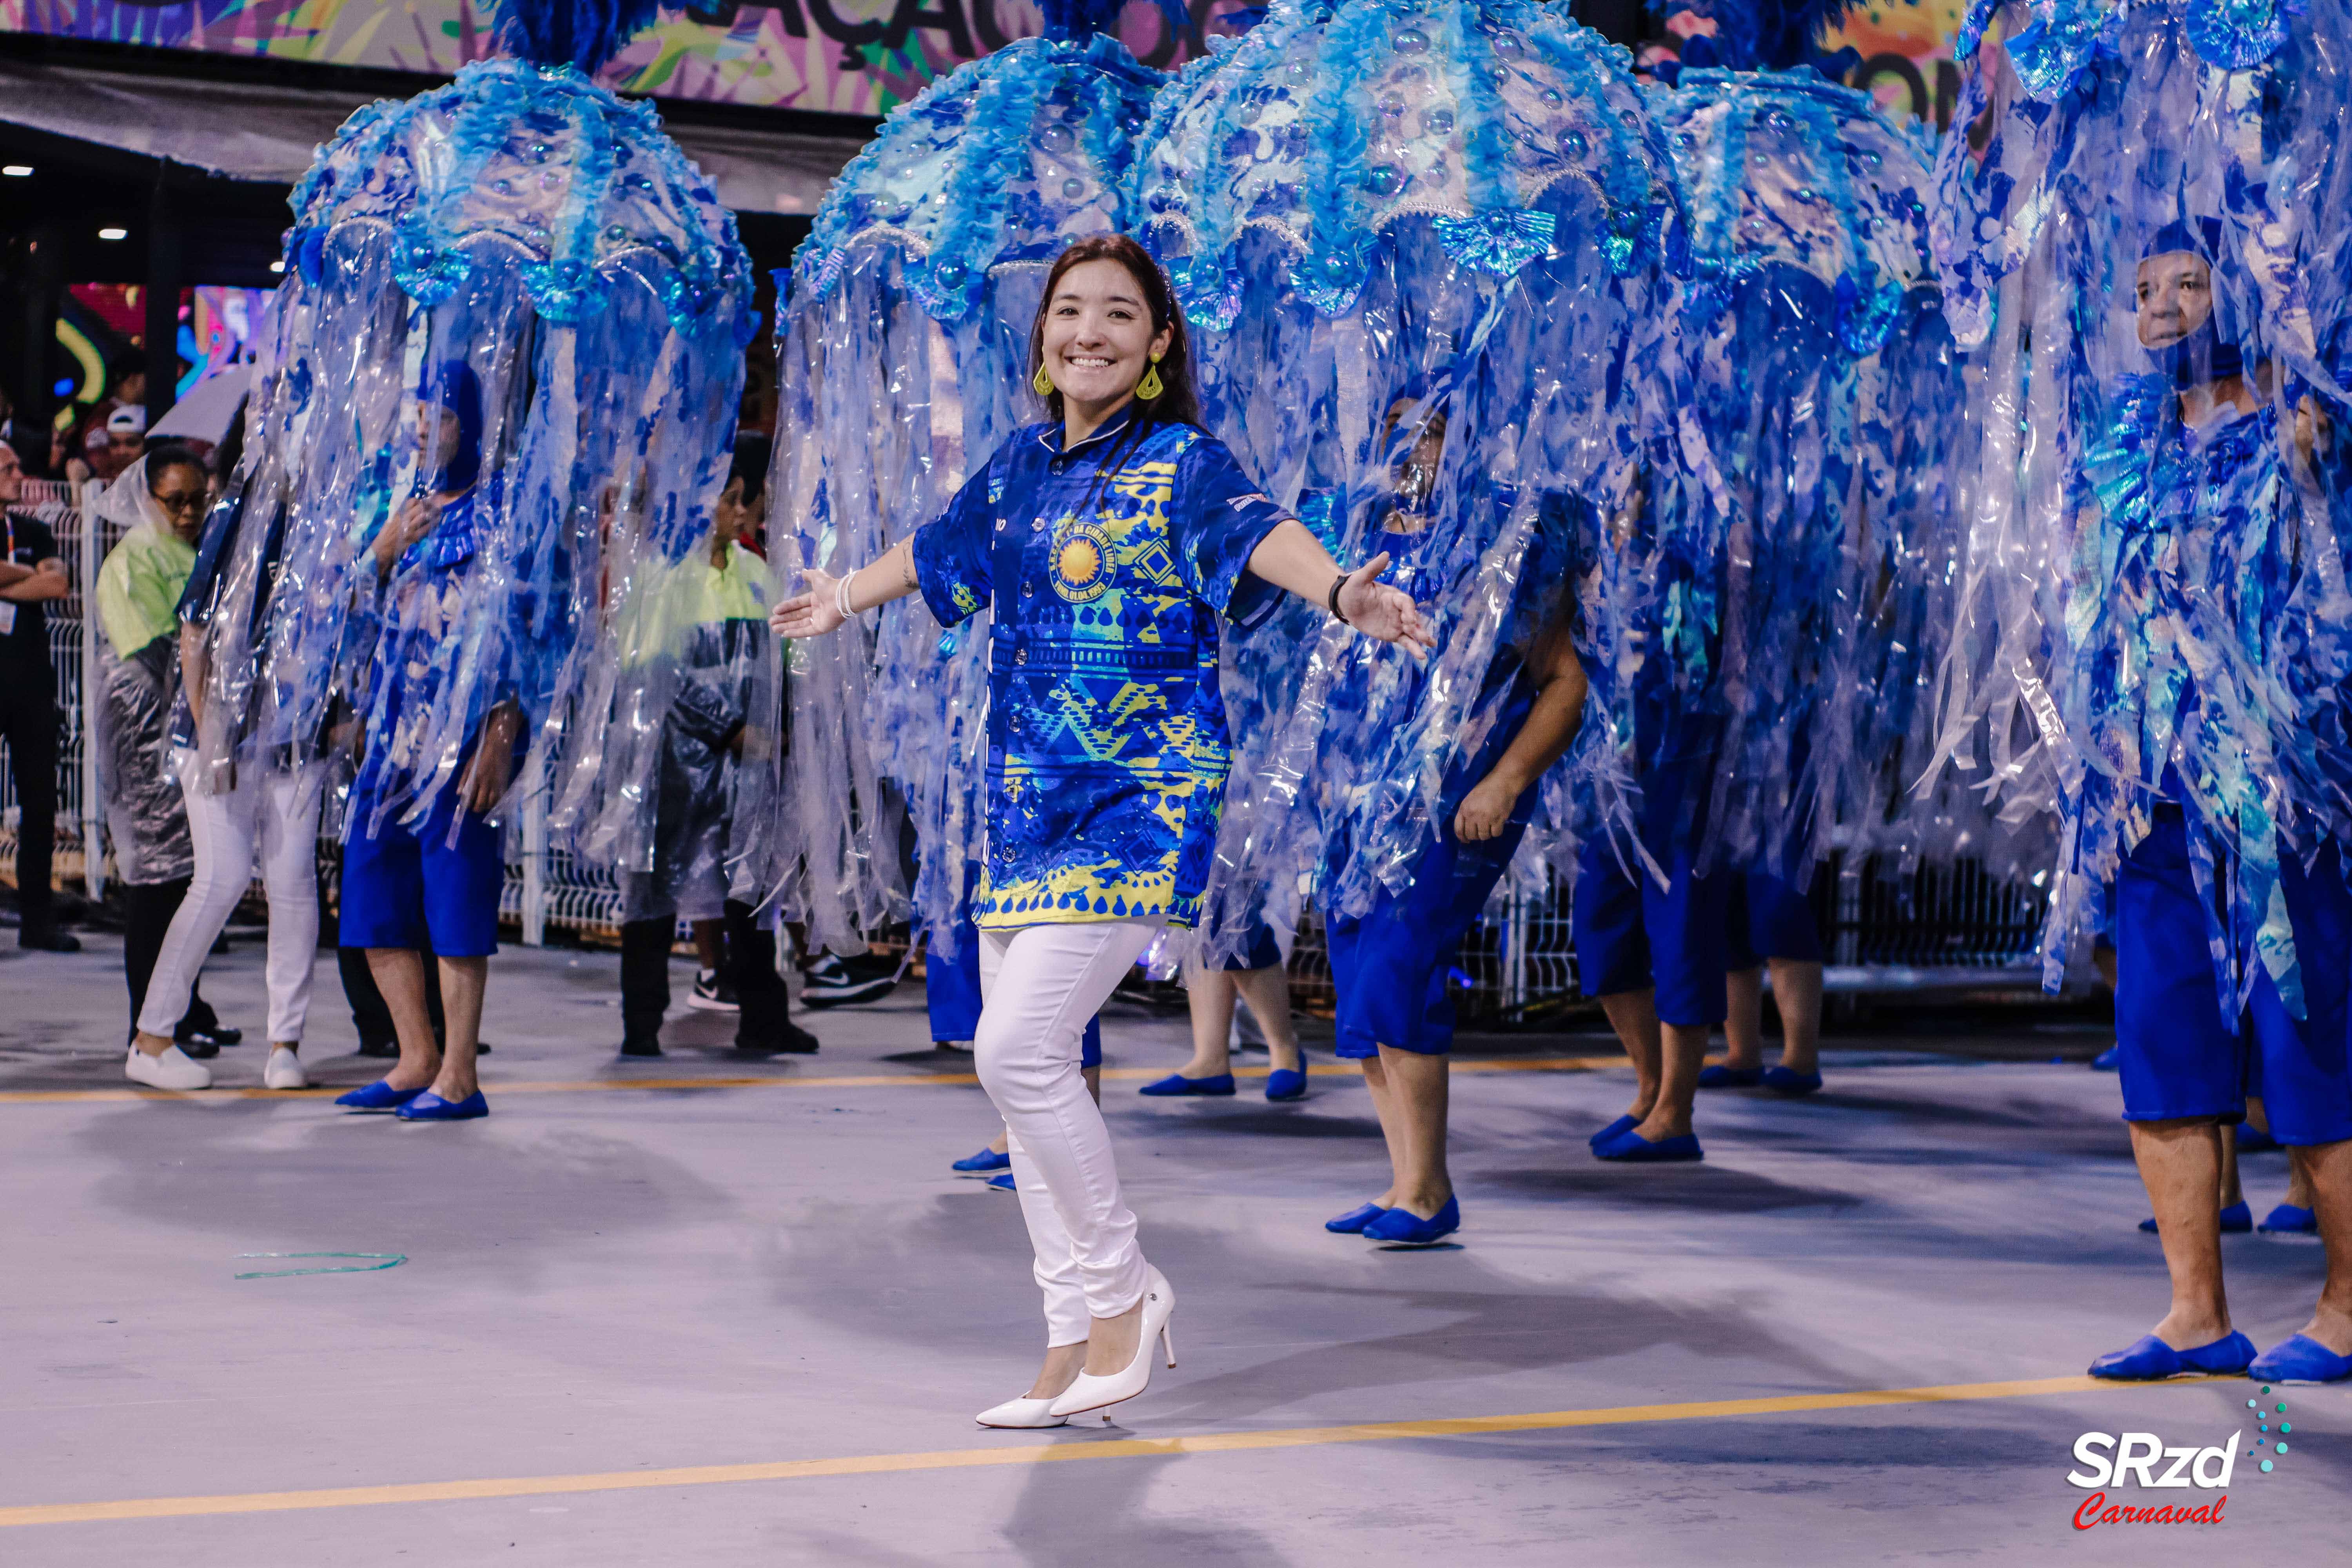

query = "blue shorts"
[
  {"left": 928, "top": 881, "right": 1101, "bottom": 1066},
  {"left": 1325, "top": 822, "right": 1523, "bottom": 1060},
  {"left": 1726, "top": 872, "right": 1825, "bottom": 969},
  {"left": 2112, "top": 809, "right": 2352, "bottom": 1146},
  {"left": 1571, "top": 835, "right": 1735, "bottom": 1027},
  {"left": 1219, "top": 921, "right": 1284, "bottom": 973},
  {"left": 338, "top": 788, "right": 505, "bottom": 957}
]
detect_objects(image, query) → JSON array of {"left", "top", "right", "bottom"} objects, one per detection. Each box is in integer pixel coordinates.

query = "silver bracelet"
[{"left": 833, "top": 570, "right": 858, "bottom": 622}]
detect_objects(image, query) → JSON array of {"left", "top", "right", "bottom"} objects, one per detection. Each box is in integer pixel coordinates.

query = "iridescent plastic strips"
[
  {"left": 745, "top": 9, "right": 1164, "bottom": 956},
  {"left": 197, "top": 48, "right": 753, "bottom": 869},
  {"left": 1132, "top": 0, "right": 1685, "bottom": 959},
  {"left": 1925, "top": 0, "right": 2352, "bottom": 1011}
]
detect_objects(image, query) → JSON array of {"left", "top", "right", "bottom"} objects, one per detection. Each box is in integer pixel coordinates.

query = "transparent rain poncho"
[
  {"left": 192, "top": 24, "right": 754, "bottom": 857},
  {"left": 749, "top": 4, "right": 1165, "bottom": 957},
  {"left": 92, "top": 458, "right": 199, "bottom": 887},
  {"left": 1649, "top": 56, "right": 1968, "bottom": 888},
  {"left": 1130, "top": 0, "right": 1687, "bottom": 958},
  {"left": 1924, "top": 0, "right": 2352, "bottom": 1009}
]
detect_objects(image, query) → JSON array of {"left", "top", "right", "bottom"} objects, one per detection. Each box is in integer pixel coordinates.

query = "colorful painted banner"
[
  {"left": 0, "top": 0, "right": 1238, "bottom": 116},
  {"left": 1831, "top": 0, "right": 1967, "bottom": 128}
]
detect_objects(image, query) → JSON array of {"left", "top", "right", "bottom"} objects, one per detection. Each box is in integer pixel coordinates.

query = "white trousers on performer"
[
  {"left": 137, "top": 754, "right": 326, "bottom": 1044},
  {"left": 976, "top": 917, "right": 1161, "bottom": 1347}
]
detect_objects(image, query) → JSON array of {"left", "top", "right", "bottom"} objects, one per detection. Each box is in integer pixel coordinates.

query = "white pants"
[
  {"left": 137, "top": 753, "right": 326, "bottom": 1044},
  {"left": 976, "top": 918, "right": 1161, "bottom": 1347}
]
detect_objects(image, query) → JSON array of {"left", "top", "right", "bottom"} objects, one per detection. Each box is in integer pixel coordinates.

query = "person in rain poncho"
[{"left": 99, "top": 445, "right": 241, "bottom": 1087}]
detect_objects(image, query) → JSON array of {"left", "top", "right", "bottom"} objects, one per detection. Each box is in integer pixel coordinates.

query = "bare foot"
[
  {"left": 1083, "top": 1297, "right": 1145, "bottom": 1376},
  {"left": 132, "top": 1030, "right": 175, "bottom": 1059},
  {"left": 2150, "top": 1307, "right": 2232, "bottom": 1350},
  {"left": 384, "top": 1057, "right": 441, "bottom": 1093},
  {"left": 1024, "top": 1342, "right": 1087, "bottom": 1401}
]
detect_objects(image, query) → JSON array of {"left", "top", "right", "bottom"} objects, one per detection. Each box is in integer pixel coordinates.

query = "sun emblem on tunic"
[{"left": 1052, "top": 518, "right": 1114, "bottom": 603}]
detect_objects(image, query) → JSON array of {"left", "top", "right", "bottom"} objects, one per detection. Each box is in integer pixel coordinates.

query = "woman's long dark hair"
[{"left": 1027, "top": 237, "right": 1200, "bottom": 489}]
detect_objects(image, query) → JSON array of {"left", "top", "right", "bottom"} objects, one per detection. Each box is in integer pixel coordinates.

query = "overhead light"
[
  {"left": 98, "top": 227, "right": 128, "bottom": 241},
  {"left": 2, "top": 165, "right": 32, "bottom": 178},
  {"left": 270, "top": 260, "right": 286, "bottom": 274}
]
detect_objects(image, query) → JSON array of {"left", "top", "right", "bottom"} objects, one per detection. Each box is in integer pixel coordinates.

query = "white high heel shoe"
[
  {"left": 1047, "top": 1268, "right": 1176, "bottom": 1419},
  {"left": 974, "top": 1396, "right": 1069, "bottom": 1430}
]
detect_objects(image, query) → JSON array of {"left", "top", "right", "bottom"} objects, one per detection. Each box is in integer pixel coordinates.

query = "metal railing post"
[
  {"left": 79, "top": 483, "right": 104, "bottom": 902},
  {"left": 521, "top": 793, "right": 547, "bottom": 947}
]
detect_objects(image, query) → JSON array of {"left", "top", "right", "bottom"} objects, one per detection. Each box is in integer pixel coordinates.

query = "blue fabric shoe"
[
  {"left": 1325, "top": 1202, "right": 1388, "bottom": 1234},
  {"left": 2091, "top": 1045, "right": 2121, "bottom": 1071},
  {"left": 2089, "top": 1330, "right": 2257, "bottom": 1380},
  {"left": 1265, "top": 1065, "right": 1308, "bottom": 1101},
  {"left": 2249, "top": 1333, "right": 2352, "bottom": 1383},
  {"left": 2235, "top": 1124, "right": 2281, "bottom": 1154},
  {"left": 1362, "top": 1196, "right": 1460, "bottom": 1246},
  {"left": 951, "top": 1147, "right": 1011, "bottom": 1173},
  {"left": 986, "top": 1171, "right": 1016, "bottom": 1193},
  {"left": 1696, "top": 1064, "right": 1763, "bottom": 1089},
  {"left": 394, "top": 1090, "right": 488, "bottom": 1122},
  {"left": 2138, "top": 1201, "right": 2254, "bottom": 1234},
  {"left": 1761, "top": 1066, "right": 1824, "bottom": 1096},
  {"left": 1138, "top": 1073, "right": 1236, "bottom": 1097},
  {"left": 1595, "top": 1127, "right": 1704, "bottom": 1163},
  {"left": 335, "top": 1080, "right": 425, "bottom": 1112},
  {"left": 2259, "top": 1203, "right": 2318, "bottom": 1235},
  {"left": 1588, "top": 1114, "right": 1639, "bottom": 1149}
]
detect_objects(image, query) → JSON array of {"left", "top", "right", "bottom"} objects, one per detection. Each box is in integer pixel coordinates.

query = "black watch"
[{"left": 1327, "top": 572, "right": 1351, "bottom": 625}]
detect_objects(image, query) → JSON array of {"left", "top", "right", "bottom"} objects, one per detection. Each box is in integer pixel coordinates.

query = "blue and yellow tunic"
[{"left": 912, "top": 412, "right": 1292, "bottom": 930}]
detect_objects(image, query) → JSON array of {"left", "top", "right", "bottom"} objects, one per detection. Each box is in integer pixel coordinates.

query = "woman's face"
[
  {"left": 2135, "top": 252, "right": 2215, "bottom": 349},
  {"left": 1040, "top": 259, "right": 1172, "bottom": 410},
  {"left": 713, "top": 477, "right": 757, "bottom": 547},
  {"left": 416, "top": 401, "right": 466, "bottom": 478},
  {"left": 148, "top": 461, "right": 211, "bottom": 544}
]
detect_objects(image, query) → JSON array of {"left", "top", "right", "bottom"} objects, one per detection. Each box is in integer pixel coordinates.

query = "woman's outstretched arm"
[
  {"left": 1245, "top": 519, "right": 1436, "bottom": 653},
  {"left": 769, "top": 535, "right": 920, "bottom": 639}
]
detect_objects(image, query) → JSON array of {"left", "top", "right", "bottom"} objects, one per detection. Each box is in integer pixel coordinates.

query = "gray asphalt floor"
[{"left": 1, "top": 932, "right": 2342, "bottom": 1564}]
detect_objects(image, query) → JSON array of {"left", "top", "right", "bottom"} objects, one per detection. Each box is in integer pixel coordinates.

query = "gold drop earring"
[
  {"left": 1135, "top": 353, "right": 1165, "bottom": 401},
  {"left": 1033, "top": 363, "right": 1054, "bottom": 396}
]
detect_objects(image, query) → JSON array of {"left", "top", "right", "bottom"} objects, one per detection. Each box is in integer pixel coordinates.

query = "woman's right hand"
[
  {"left": 770, "top": 566, "right": 848, "bottom": 639},
  {"left": 374, "top": 494, "right": 443, "bottom": 574}
]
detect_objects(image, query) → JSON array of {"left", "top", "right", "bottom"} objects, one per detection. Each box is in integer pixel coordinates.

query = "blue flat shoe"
[
  {"left": 2236, "top": 1124, "right": 2281, "bottom": 1154},
  {"left": 951, "top": 1147, "right": 1011, "bottom": 1173},
  {"left": 335, "top": 1080, "right": 425, "bottom": 1112},
  {"left": 1761, "top": 1066, "right": 1824, "bottom": 1096},
  {"left": 2089, "top": 1330, "right": 2257, "bottom": 1380},
  {"left": 2138, "top": 1200, "right": 2254, "bottom": 1234},
  {"left": 1363, "top": 1196, "right": 1459, "bottom": 1246},
  {"left": 1696, "top": 1065, "right": 1763, "bottom": 1089},
  {"left": 2259, "top": 1203, "right": 2318, "bottom": 1235},
  {"left": 394, "top": 1090, "right": 488, "bottom": 1122},
  {"left": 1325, "top": 1202, "right": 1388, "bottom": 1234},
  {"left": 1588, "top": 1114, "right": 1639, "bottom": 1149},
  {"left": 1265, "top": 1065, "right": 1308, "bottom": 1101},
  {"left": 986, "top": 1171, "right": 1016, "bottom": 1193},
  {"left": 1595, "top": 1127, "right": 1704, "bottom": 1163},
  {"left": 2091, "top": 1045, "right": 2121, "bottom": 1071},
  {"left": 2249, "top": 1332, "right": 2352, "bottom": 1383},
  {"left": 1138, "top": 1073, "right": 1236, "bottom": 1097}
]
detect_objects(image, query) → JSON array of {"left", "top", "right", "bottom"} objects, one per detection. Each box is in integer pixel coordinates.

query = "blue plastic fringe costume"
[
  {"left": 1924, "top": 0, "right": 2352, "bottom": 1011},
  {"left": 191, "top": 0, "right": 754, "bottom": 866},
  {"left": 1129, "top": 0, "right": 1686, "bottom": 962},
  {"left": 749, "top": 0, "right": 1166, "bottom": 957},
  {"left": 1646, "top": 1, "right": 1969, "bottom": 889}
]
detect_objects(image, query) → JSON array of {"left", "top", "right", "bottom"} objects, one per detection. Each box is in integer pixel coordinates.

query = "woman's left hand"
[
  {"left": 770, "top": 567, "right": 848, "bottom": 639},
  {"left": 1336, "top": 554, "right": 1436, "bottom": 654},
  {"left": 1452, "top": 773, "right": 1518, "bottom": 842}
]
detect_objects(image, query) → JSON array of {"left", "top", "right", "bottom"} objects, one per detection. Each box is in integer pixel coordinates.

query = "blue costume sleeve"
[
  {"left": 175, "top": 488, "right": 246, "bottom": 628},
  {"left": 1167, "top": 432, "right": 1293, "bottom": 627},
  {"left": 912, "top": 459, "right": 999, "bottom": 629}
]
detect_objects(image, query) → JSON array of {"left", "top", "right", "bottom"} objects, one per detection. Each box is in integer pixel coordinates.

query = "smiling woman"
[{"left": 770, "top": 234, "right": 1435, "bottom": 1432}]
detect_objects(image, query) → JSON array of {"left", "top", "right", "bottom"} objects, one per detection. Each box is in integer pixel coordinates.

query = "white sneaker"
[
  {"left": 126, "top": 1044, "right": 212, "bottom": 1091},
  {"left": 263, "top": 1047, "right": 307, "bottom": 1091}
]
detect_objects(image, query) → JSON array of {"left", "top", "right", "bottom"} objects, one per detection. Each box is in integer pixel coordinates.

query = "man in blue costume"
[{"left": 2087, "top": 222, "right": 2352, "bottom": 1385}]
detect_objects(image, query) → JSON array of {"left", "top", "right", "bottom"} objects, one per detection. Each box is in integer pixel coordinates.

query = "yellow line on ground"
[
  {"left": 0, "top": 1055, "right": 1627, "bottom": 1106},
  {"left": 0, "top": 1374, "right": 2212, "bottom": 1529}
]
